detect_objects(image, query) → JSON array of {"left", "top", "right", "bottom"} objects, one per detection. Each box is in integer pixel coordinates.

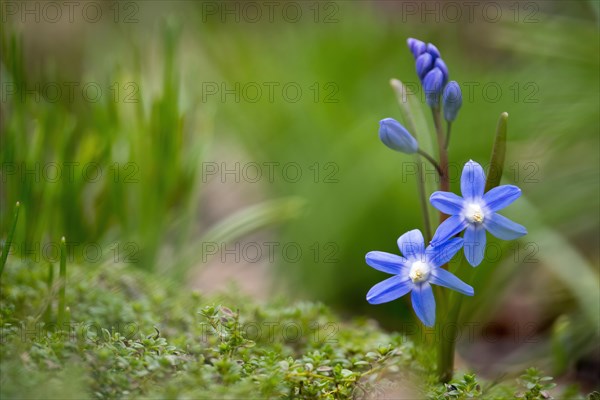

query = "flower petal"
[
  {"left": 483, "top": 185, "right": 522, "bottom": 212},
  {"left": 365, "top": 251, "right": 409, "bottom": 275},
  {"left": 484, "top": 213, "right": 527, "bottom": 240},
  {"left": 423, "top": 68, "right": 444, "bottom": 106},
  {"left": 430, "top": 215, "right": 468, "bottom": 247},
  {"left": 411, "top": 282, "right": 436, "bottom": 327},
  {"left": 430, "top": 191, "right": 464, "bottom": 215},
  {"left": 366, "top": 275, "right": 413, "bottom": 305},
  {"left": 461, "top": 160, "right": 486, "bottom": 200},
  {"left": 425, "top": 238, "right": 464, "bottom": 268},
  {"left": 464, "top": 225, "right": 486, "bottom": 267},
  {"left": 416, "top": 53, "right": 433, "bottom": 80},
  {"left": 429, "top": 268, "right": 474, "bottom": 296},
  {"left": 397, "top": 229, "right": 424, "bottom": 259}
]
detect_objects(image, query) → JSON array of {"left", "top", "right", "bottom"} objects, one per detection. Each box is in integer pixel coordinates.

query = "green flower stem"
[
  {"left": 438, "top": 261, "right": 476, "bottom": 382},
  {"left": 57, "top": 237, "right": 67, "bottom": 329},
  {"left": 445, "top": 122, "right": 452, "bottom": 150},
  {"left": 432, "top": 108, "right": 450, "bottom": 199},
  {"left": 417, "top": 149, "right": 443, "bottom": 177},
  {"left": 0, "top": 201, "right": 21, "bottom": 278},
  {"left": 437, "top": 293, "right": 461, "bottom": 382}
]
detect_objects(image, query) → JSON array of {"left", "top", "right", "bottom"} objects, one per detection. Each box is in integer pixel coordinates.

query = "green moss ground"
[{"left": 0, "top": 259, "right": 586, "bottom": 399}]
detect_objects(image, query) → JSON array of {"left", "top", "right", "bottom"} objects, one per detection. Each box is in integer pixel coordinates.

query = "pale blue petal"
[
  {"left": 397, "top": 229, "right": 424, "bottom": 259},
  {"left": 411, "top": 282, "right": 436, "bottom": 327},
  {"left": 366, "top": 275, "right": 413, "bottom": 305},
  {"left": 484, "top": 213, "right": 527, "bottom": 240},
  {"left": 483, "top": 185, "right": 522, "bottom": 212},
  {"left": 461, "top": 160, "right": 486, "bottom": 200},
  {"left": 429, "top": 268, "right": 474, "bottom": 296},
  {"left": 425, "top": 238, "right": 464, "bottom": 267},
  {"left": 430, "top": 215, "right": 468, "bottom": 247},
  {"left": 430, "top": 191, "right": 464, "bottom": 215},
  {"left": 365, "top": 251, "right": 409, "bottom": 275},
  {"left": 464, "top": 225, "right": 486, "bottom": 267}
]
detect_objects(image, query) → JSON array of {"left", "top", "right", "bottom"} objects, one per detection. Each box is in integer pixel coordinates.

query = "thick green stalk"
[
  {"left": 431, "top": 106, "right": 456, "bottom": 382},
  {"left": 0, "top": 201, "right": 21, "bottom": 278}
]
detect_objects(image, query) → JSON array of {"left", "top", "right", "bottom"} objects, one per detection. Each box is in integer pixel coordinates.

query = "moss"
[
  {"left": 1, "top": 260, "right": 425, "bottom": 399},
  {"left": 1, "top": 259, "right": 584, "bottom": 399}
]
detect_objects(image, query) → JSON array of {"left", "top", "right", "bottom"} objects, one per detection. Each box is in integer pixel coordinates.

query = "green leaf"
[
  {"left": 389, "top": 79, "right": 436, "bottom": 241},
  {"left": 485, "top": 112, "right": 508, "bottom": 192}
]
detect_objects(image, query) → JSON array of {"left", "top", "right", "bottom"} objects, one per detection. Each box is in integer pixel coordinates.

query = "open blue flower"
[
  {"left": 366, "top": 229, "right": 473, "bottom": 327},
  {"left": 430, "top": 160, "right": 527, "bottom": 267}
]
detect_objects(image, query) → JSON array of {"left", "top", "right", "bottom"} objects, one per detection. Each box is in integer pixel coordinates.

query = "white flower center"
[
  {"left": 464, "top": 203, "right": 485, "bottom": 224},
  {"left": 409, "top": 261, "right": 431, "bottom": 283}
]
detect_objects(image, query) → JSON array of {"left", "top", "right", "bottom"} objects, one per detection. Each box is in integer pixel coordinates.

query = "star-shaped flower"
[
  {"left": 430, "top": 160, "right": 527, "bottom": 266},
  {"left": 366, "top": 229, "right": 473, "bottom": 327}
]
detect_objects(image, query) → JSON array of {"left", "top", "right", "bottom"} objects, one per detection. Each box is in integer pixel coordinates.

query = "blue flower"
[
  {"left": 434, "top": 58, "right": 449, "bottom": 86},
  {"left": 379, "top": 118, "right": 418, "bottom": 154},
  {"left": 407, "top": 38, "right": 426, "bottom": 59},
  {"left": 423, "top": 68, "right": 444, "bottom": 107},
  {"left": 407, "top": 38, "right": 449, "bottom": 86},
  {"left": 443, "top": 81, "right": 462, "bottom": 122},
  {"left": 366, "top": 229, "right": 473, "bottom": 327},
  {"left": 426, "top": 43, "right": 441, "bottom": 59},
  {"left": 416, "top": 53, "right": 433, "bottom": 80},
  {"left": 430, "top": 160, "right": 527, "bottom": 266}
]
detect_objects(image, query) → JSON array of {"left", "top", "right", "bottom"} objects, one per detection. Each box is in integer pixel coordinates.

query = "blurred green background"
[{"left": 1, "top": 0, "right": 598, "bottom": 383}]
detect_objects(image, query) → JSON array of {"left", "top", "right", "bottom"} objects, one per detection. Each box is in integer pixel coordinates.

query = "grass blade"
[
  {"left": 57, "top": 237, "right": 67, "bottom": 328},
  {"left": 0, "top": 201, "right": 21, "bottom": 277}
]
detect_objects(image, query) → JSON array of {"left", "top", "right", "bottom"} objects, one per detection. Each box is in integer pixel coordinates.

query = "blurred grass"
[
  {"left": 0, "top": 19, "right": 300, "bottom": 274},
  {"left": 0, "top": 0, "right": 598, "bottom": 373},
  {"left": 1, "top": 22, "right": 205, "bottom": 271}
]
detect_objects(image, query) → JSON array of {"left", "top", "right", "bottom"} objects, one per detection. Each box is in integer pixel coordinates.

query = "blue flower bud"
[
  {"left": 407, "top": 38, "right": 426, "bottom": 59},
  {"left": 434, "top": 58, "right": 449, "bottom": 86},
  {"left": 426, "top": 43, "right": 441, "bottom": 59},
  {"left": 379, "top": 118, "right": 418, "bottom": 154},
  {"left": 416, "top": 53, "right": 433, "bottom": 80},
  {"left": 423, "top": 68, "right": 444, "bottom": 107},
  {"left": 443, "top": 81, "right": 462, "bottom": 122}
]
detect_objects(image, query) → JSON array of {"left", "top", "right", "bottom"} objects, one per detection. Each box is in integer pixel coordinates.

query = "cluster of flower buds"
[{"left": 407, "top": 38, "right": 462, "bottom": 121}]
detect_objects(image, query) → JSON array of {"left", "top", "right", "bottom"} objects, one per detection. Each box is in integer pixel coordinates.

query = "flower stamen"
[
  {"left": 465, "top": 203, "right": 485, "bottom": 224},
  {"left": 409, "top": 261, "right": 430, "bottom": 283}
]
